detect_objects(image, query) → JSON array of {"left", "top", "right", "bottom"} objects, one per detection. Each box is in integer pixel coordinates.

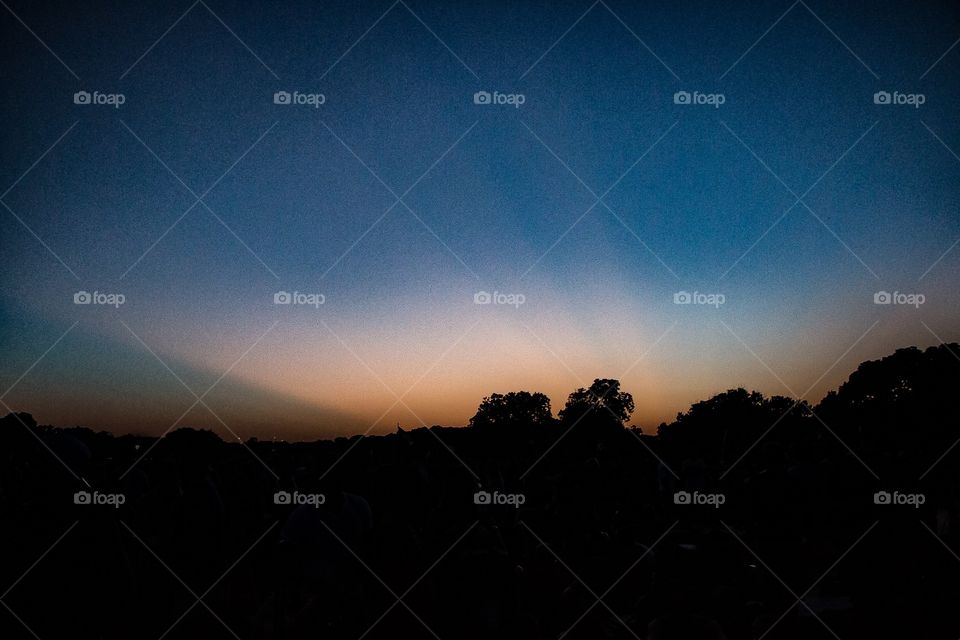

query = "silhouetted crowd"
[{"left": 2, "top": 344, "right": 960, "bottom": 639}]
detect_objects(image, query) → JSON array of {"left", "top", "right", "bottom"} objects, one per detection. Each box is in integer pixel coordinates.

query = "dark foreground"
[{"left": 2, "top": 344, "right": 960, "bottom": 639}]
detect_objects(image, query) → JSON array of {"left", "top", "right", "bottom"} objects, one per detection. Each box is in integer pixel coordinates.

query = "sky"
[{"left": 1, "top": 0, "right": 959, "bottom": 440}]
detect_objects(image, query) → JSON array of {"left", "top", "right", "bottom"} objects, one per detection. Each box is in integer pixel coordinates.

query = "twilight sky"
[{"left": 1, "top": 0, "right": 959, "bottom": 440}]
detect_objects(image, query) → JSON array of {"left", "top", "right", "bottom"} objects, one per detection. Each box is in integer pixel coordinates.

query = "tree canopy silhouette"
[
  {"left": 5, "top": 344, "right": 960, "bottom": 639},
  {"left": 558, "top": 378, "right": 635, "bottom": 429},
  {"left": 818, "top": 344, "right": 960, "bottom": 421},
  {"left": 469, "top": 391, "right": 553, "bottom": 429},
  {"left": 817, "top": 343, "right": 960, "bottom": 462},
  {"left": 657, "top": 388, "right": 811, "bottom": 462}
]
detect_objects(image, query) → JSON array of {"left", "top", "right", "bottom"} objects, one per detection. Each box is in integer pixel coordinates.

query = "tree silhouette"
[
  {"left": 817, "top": 343, "right": 960, "bottom": 465},
  {"left": 558, "top": 378, "right": 635, "bottom": 428},
  {"left": 4, "top": 343, "right": 960, "bottom": 638},
  {"left": 818, "top": 344, "right": 960, "bottom": 421},
  {"left": 658, "top": 387, "right": 810, "bottom": 462},
  {"left": 469, "top": 391, "right": 554, "bottom": 429}
]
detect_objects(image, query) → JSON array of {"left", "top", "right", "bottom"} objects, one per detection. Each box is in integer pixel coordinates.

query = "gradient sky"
[{"left": 1, "top": 0, "right": 959, "bottom": 440}]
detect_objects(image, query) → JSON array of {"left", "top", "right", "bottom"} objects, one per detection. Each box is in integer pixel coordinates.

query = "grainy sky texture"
[{"left": 1, "top": 0, "right": 959, "bottom": 439}]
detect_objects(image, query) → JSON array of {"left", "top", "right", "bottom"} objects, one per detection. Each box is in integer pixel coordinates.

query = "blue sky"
[{"left": 1, "top": 0, "right": 959, "bottom": 438}]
